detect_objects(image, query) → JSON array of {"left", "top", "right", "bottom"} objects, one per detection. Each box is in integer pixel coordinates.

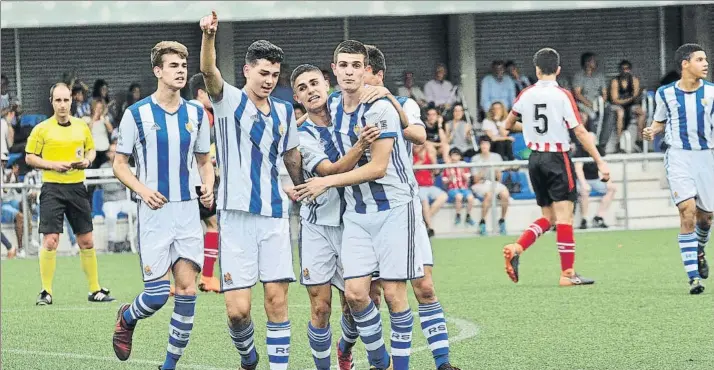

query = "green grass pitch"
[{"left": 2, "top": 228, "right": 713, "bottom": 369}]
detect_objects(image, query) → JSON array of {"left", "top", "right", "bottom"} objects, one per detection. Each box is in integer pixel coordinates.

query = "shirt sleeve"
[
  {"left": 511, "top": 88, "right": 525, "bottom": 115},
  {"left": 561, "top": 90, "right": 582, "bottom": 129},
  {"left": 25, "top": 125, "right": 44, "bottom": 155},
  {"left": 194, "top": 108, "right": 211, "bottom": 153},
  {"left": 654, "top": 87, "right": 668, "bottom": 122},
  {"left": 366, "top": 100, "right": 399, "bottom": 139},
  {"left": 116, "top": 109, "right": 138, "bottom": 155},
  {"left": 298, "top": 128, "right": 329, "bottom": 175},
  {"left": 209, "top": 80, "right": 242, "bottom": 108},
  {"left": 283, "top": 103, "right": 299, "bottom": 153},
  {"left": 403, "top": 98, "right": 424, "bottom": 126},
  {"left": 83, "top": 122, "right": 95, "bottom": 152}
]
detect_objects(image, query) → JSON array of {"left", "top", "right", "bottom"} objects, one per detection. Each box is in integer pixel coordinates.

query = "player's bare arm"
[
  {"left": 284, "top": 147, "right": 305, "bottom": 186},
  {"left": 294, "top": 138, "right": 394, "bottom": 201},
  {"left": 199, "top": 11, "right": 224, "bottom": 100},
  {"left": 195, "top": 152, "right": 215, "bottom": 208},
  {"left": 112, "top": 153, "right": 167, "bottom": 210},
  {"left": 642, "top": 121, "right": 665, "bottom": 141},
  {"left": 315, "top": 126, "right": 381, "bottom": 176},
  {"left": 504, "top": 111, "right": 524, "bottom": 133},
  {"left": 573, "top": 124, "right": 610, "bottom": 181},
  {"left": 25, "top": 154, "right": 73, "bottom": 173}
]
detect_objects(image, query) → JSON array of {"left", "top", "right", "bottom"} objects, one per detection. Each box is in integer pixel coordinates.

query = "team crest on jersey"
[
  {"left": 279, "top": 123, "right": 286, "bottom": 136},
  {"left": 185, "top": 119, "right": 198, "bottom": 133},
  {"left": 353, "top": 123, "right": 361, "bottom": 135},
  {"left": 144, "top": 265, "right": 152, "bottom": 276},
  {"left": 702, "top": 98, "right": 711, "bottom": 107},
  {"left": 223, "top": 272, "right": 233, "bottom": 285},
  {"left": 302, "top": 268, "right": 310, "bottom": 281}
]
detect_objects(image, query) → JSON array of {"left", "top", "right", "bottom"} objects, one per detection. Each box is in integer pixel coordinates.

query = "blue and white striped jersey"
[
  {"left": 327, "top": 93, "right": 415, "bottom": 214},
  {"left": 298, "top": 118, "right": 343, "bottom": 227},
  {"left": 655, "top": 80, "right": 714, "bottom": 150},
  {"left": 211, "top": 81, "right": 299, "bottom": 219},
  {"left": 116, "top": 95, "right": 210, "bottom": 202},
  {"left": 395, "top": 95, "right": 425, "bottom": 156}
]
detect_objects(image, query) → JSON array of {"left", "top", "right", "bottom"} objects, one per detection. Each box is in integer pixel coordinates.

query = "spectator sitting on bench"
[
  {"left": 442, "top": 148, "right": 476, "bottom": 227},
  {"left": 413, "top": 143, "right": 448, "bottom": 237},
  {"left": 573, "top": 134, "right": 615, "bottom": 229},
  {"left": 100, "top": 142, "right": 134, "bottom": 252},
  {"left": 470, "top": 136, "right": 510, "bottom": 235}
]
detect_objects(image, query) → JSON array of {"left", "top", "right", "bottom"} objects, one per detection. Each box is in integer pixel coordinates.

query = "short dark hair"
[
  {"left": 492, "top": 60, "right": 505, "bottom": 68},
  {"left": 504, "top": 60, "right": 516, "bottom": 69},
  {"left": 479, "top": 135, "right": 491, "bottom": 144},
  {"left": 619, "top": 60, "right": 632, "bottom": 69},
  {"left": 188, "top": 73, "right": 206, "bottom": 100},
  {"left": 290, "top": 64, "right": 322, "bottom": 88},
  {"left": 245, "top": 40, "right": 284, "bottom": 66},
  {"left": 533, "top": 48, "right": 560, "bottom": 75},
  {"left": 675, "top": 43, "right": 704, "bottom": 71},
  {"left": 449, "top": 147, "right": 462, "bottom": 157},
  {"left": 333, "top": 40, "right": 368, "bottom": 65},
  {"left": 580, "top": 52, "right": 596, "bottom": 68},
  {"left": 365, "top": 44, "right": 386, "bottom": 75}
]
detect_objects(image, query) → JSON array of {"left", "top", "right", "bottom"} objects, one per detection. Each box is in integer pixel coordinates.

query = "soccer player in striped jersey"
[
  {"left": 643, "top": 43, "right": 713, "bottom": 294},
  {"left": 200, "top": 12, "right": 304, "bottom": 370},
  {"left": 361, "top": 45, "right": 459, "bottom": 370},
  {"left": 111, "top": 41, "right": 215, "bottom": 370},
  {"left": 502, "top": 48, "right": 609, "bottom": 287},
  {"left": 295, "top": 40, "right": 423, "bottom": 370},
  {"left": 188, "top": 73, "right": 220, "bottom": 293},
  {"left": 291, "top": 63, "right": 381, "bottom": 370}
]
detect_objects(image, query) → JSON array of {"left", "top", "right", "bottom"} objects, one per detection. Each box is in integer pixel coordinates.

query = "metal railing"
[
  {"left": 2, "top": 153, "right": 668, "bottom": 250},
  {"left": 413, "top": 152, "right": 666, "bottom": 231}
]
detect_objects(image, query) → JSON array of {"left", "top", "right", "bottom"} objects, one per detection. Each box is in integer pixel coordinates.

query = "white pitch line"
[
  {"left": 3, "top": 348, "right": 235, "bottom": 370},
  {"left": 301, "top": 316, "right": 480, "bottom": 370}
]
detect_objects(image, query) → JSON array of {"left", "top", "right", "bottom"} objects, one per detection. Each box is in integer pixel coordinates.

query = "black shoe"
[
  {"left": 240, "top": 353, "right": 259, "bottom": 370},
  {"left": 698, "top": 250, "right": 709, "bottom": 279},
  {"left": 579, "top": 219, "right": 588, "bottom": 229},
  {"left": 88, "top": 288, "right": 116, "bottom": 302},
  {"left": 689, "top": 278, "right": 705, "bottom": 295},
  {"left": 36, "top": 290, "right": 53, "bottom": 305},
  {"left": 438, "top": 364, "right": 461, "bottom": 370},
  {"left": 592, "top": 216, "right": 609, "bottom": 228}
]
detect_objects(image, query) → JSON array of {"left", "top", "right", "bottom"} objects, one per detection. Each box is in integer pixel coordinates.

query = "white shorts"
[
  {"left": 665, "top": 148, "right": 714, "bottom": 212},
  {"left": 137, "top": 200, "right": 203, "bottom": 282},
  {"left": 218, "top": 210, "right": 295, "bottom": 291},
  {"left": 342, "top": 201, "right": 424, "bottom": 281},
  {"left": 412, "top": 197, "right": 434, "bottom": 266},
  {"left": 471, "top": 180, "right": 509, "bottom": 198},
  {"left": 299, "top": 220, "right": 345, "bottom": 291}
]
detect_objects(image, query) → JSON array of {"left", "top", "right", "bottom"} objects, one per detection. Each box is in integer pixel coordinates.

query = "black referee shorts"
[
  {"left": 39, "top": 182, "right": 93, "bottom": 235},
  {"left": 528, "top": 151, "right": 578, "bottom": 207}
]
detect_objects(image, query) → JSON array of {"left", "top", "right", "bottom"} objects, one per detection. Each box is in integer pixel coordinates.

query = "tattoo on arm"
[{"left": 284, "top": 147, "right": 305, "bottom": 186}]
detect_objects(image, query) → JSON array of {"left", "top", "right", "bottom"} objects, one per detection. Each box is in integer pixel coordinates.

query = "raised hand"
[{"left": 199, "top": 10, "right": 218, "bottom": 35}]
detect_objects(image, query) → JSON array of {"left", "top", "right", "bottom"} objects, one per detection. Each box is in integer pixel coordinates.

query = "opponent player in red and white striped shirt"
[{"left": 502, "top": 48, "right": 610, "bottom": 286}]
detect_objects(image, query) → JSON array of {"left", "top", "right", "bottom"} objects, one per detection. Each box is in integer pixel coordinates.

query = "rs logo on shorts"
[
  {"left": 144, "top": 265, "right": 152, "bottom": 276},
  {"left": 223, "top": 272, "right": 233, "bottom": 285},
  {"left": 302, "top": 268, "right": 310, "bottom": 281}
]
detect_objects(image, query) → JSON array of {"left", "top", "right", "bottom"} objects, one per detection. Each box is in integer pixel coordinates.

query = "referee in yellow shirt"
[{"left": 26, "top": 82, "right": 115, "bottom": 305}]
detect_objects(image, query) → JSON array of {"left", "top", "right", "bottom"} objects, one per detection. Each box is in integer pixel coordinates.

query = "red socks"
[
  {"left": 202, "top": 232, "right": 219, "bottom": 278},
  {"left": 556, "top": 224, "right": 575, "bottom": 272},
  {"left": 517, "top": 217, "right": 551, "bottom": 251}
]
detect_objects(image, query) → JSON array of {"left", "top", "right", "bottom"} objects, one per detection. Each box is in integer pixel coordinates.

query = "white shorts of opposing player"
[
  {"left": 664, "top": 148, "right": 714, "bottom": 212},
  {"left": 298, "top": 221, "right": 345, "bottom": 291},
  {"left": 342, "top": 200, "right": 428, "bottom": 281},
  {"left": 217, "top": 210, "right": 296, "bottom": 291},
  {"left": 138, "top": 200, "right": 204, "bottom": 281}
]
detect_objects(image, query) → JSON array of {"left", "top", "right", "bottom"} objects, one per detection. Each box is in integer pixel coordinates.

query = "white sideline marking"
[
  {"left": 3, "top": 348, "right": 234, "bottom": 370},
  {"left": 3, "top": 304, "right": 480, "bottom": 370}
]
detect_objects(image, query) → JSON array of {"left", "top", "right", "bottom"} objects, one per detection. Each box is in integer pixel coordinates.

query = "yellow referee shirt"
[{"left": 25, "top": 116, "right": 95, "bottom": 184}]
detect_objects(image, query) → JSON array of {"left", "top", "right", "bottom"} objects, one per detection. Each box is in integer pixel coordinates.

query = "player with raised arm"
[
  {"left": 642, "top": 43, "right": 712, "bottom": 294},
  {"left": 111, "top": 41, "right": 215, "bottom": 370},
  {"left": 294, "top": 40, "right": 423, "bottom": 370},
  {"left": 502, "top": 48, "right": 609, "bottom": 286},
  {"left": 360, "top": 45, "right": 459, "bottom": 370},
  {"left": 200, "top": 11, "right": 303, "bottom": 370},
  {"left": 291, "top": 63, "right": 381, "bottom": 370}
]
